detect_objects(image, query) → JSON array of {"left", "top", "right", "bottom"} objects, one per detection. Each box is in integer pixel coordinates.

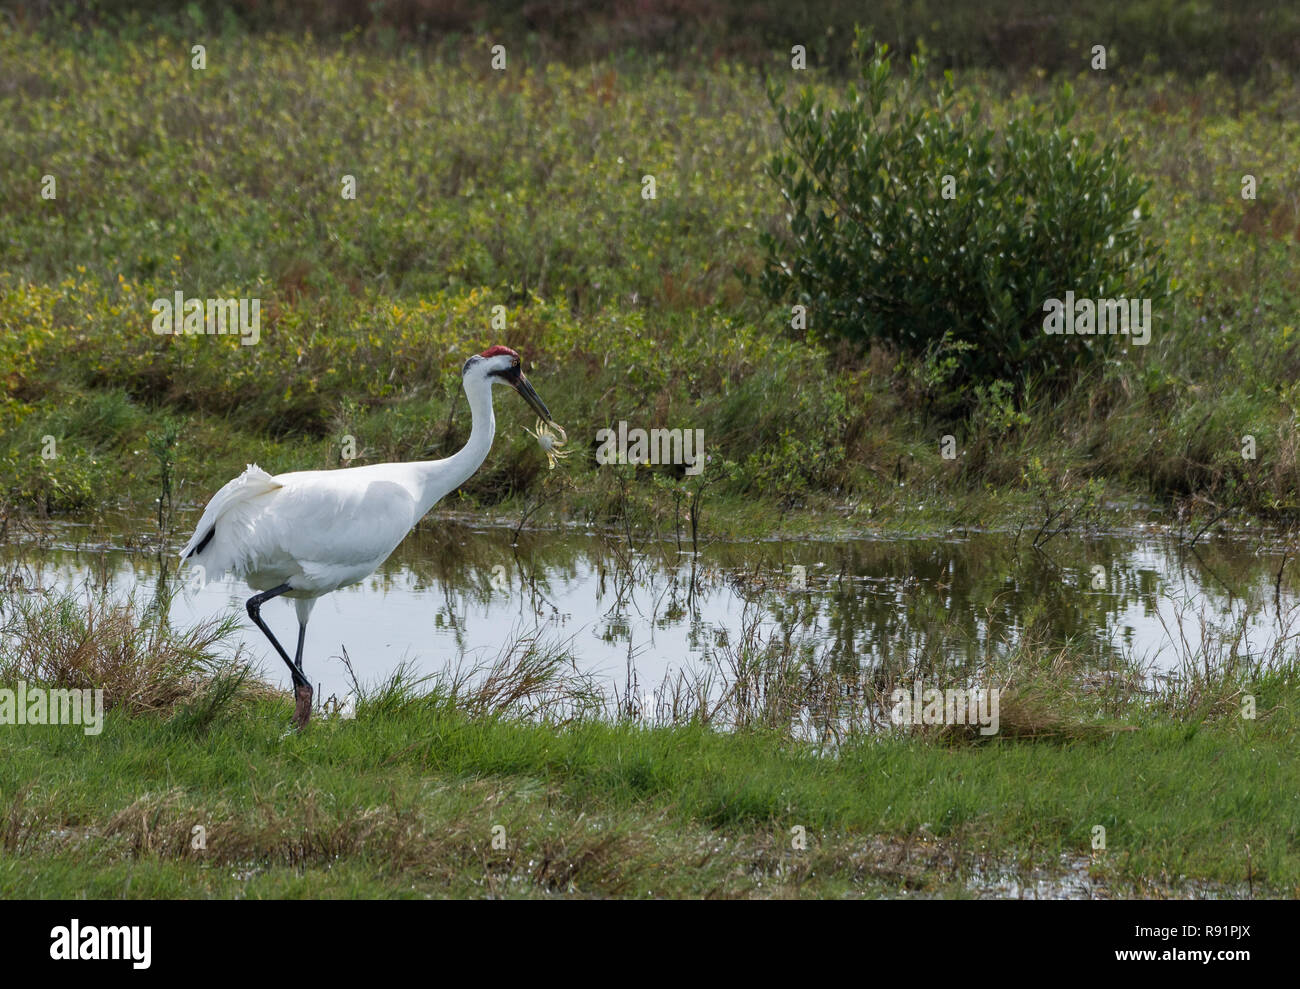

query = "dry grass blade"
[{"left": 0, "top": 589, "right": 245, "bottom": 713}]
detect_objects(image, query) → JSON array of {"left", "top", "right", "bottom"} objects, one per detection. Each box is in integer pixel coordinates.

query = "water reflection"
[{"left": 3, "top": 512, "right": 1297, "bottom": 704}]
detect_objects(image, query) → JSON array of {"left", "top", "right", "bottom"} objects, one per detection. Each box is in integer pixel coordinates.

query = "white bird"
[{"left": 179, "top": 346, "right": 553, "bottom": 727}]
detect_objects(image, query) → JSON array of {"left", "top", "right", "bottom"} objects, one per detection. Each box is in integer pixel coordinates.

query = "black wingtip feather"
[{"left": 185, "top": 524, "right": 216, "bottom": 559}]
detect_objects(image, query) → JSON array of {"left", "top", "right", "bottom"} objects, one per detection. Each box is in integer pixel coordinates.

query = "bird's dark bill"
[{"left": 514, "top": 373, "right": 552, "bottom": 422}]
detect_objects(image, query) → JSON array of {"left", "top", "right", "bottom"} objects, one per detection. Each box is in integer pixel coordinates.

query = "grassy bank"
[
  {"left": 11, "top": 698, "right": 1299, "bottom": 898},
  {"left": 3, "top": 25, "right": 1300, "bottom": 539},
  {"left": 0, "top": 592, "right": 1296, "bottom": 897}
]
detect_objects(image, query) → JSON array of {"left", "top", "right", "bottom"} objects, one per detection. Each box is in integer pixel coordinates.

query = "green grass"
[{"left": 2, "top": 688, "right": 1296, "bottom": 897}]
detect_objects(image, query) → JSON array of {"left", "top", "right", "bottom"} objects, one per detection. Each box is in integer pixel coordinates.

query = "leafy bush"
[
  {"left": 711, "top": 351, "right": 853, "bottom": 499},
  {"left": 760, "top": 37, "right": 1171, "bottom": 400},
  {"left": 3, "top": 447, "right": 100, "bottom": 513}
]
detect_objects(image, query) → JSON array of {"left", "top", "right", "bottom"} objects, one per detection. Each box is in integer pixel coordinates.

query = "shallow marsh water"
[{"left": 4, "top": 510, "right": 1299, "bottom": 710}]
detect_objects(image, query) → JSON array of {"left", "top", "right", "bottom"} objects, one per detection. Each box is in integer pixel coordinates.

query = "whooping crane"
[{"left": 179, "top": 346, "right": 553, "bottom": 728}]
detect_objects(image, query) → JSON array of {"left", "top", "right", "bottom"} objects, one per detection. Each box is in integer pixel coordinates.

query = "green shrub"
[
  {"left": 759, "top": 36, "right": 1171, "bottom": 401},
  {"left": 3, "top": 447, "right": 100, "bottom": 513}
]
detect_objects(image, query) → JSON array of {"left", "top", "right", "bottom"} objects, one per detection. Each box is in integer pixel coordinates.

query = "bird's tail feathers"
[{"left": 178, "top": 464, "right": 284, "bottom": 572}]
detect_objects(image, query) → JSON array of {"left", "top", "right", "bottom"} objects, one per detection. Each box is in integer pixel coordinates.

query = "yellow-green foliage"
[
  {"left": 0, "top": 33, "right": 768, "bottom": 302},
  {"left": 4, "top": 26, "right": 1300, "bottom": 521}
]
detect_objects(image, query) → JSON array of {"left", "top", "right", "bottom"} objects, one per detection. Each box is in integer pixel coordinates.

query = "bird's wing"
[
  {"left": 261, "top": 473, "right": 422, "bottom": 583},
  {"left": 179, "top": 464, "right": 284, "bottom": 572}
]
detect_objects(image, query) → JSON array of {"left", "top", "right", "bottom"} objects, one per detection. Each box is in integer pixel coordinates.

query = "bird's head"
[{"left": 462, "top": 345, "right": 552, "bottom": 422}]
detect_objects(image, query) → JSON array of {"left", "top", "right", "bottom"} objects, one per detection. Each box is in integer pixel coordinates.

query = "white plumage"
[
  {"left": 179, "top": 347, "right": 553, "bottom": 727},
  {"left": 181, "top": 461, "right": 435, "bottom": 614}
]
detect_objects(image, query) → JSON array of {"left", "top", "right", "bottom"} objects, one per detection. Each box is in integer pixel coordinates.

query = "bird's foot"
[{"left": 292, "top": 683, "right": 314, "bottom": 729}]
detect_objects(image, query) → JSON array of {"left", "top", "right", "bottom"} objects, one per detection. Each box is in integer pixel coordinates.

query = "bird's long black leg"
[
  {"left": 245, "top": 583, "right": 313, "bottom": 727},
  {"left": 245, "top": 583, "right": 305, "bottom": 686},
  {"left": 294, "top": 621, "right": 312, "bottom": 718}
]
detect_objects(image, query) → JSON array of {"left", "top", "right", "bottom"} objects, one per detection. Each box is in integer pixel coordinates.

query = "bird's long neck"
[{"left": 412, "top": 376, "right": 495, "bottom": 517}]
